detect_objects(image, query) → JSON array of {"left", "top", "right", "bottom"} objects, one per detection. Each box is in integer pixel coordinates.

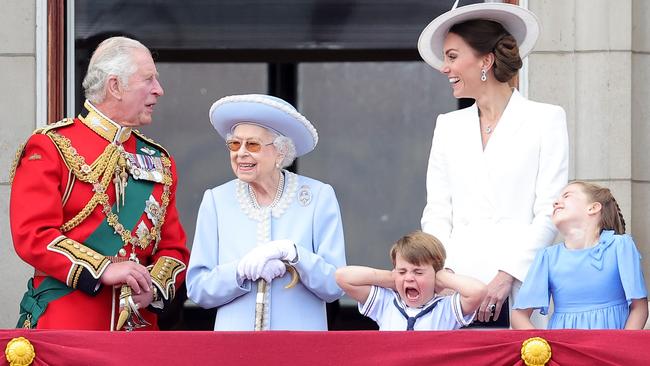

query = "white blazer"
[{"left": 421, "top": 89, "right": 569, "bottom": 285}]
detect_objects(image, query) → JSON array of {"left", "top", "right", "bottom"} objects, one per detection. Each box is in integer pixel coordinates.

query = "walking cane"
[{"left": 254, "top": 264, "right": 300, "bottom": 331}]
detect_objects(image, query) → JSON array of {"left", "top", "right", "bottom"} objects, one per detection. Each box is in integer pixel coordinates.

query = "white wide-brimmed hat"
[
  {"left": 209, "top": 94, "right": 319, "bottom": 157},
  {"left": 418, "top": 1, "right": 540, "bottom": 70}
]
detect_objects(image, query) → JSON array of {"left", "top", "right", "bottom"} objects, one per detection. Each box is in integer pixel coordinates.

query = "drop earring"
[{"left": 481, "top": 69, "right": 487, "bottom": 82}]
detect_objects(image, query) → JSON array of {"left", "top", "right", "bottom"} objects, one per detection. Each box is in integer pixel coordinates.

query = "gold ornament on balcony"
[
  {"left": 521, "top": 337, "right": 552, "bottom": 366},
  {"left": 5, "top": 337, "right": 35, "bottom": 366}
]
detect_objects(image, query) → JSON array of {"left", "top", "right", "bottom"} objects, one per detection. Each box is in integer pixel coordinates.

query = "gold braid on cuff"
[
  {"left": 149, "top": 256, "right": 186, "bottom": 301},
  {"left": 47, "top": 236, "right": 111, "bottom": 284}
]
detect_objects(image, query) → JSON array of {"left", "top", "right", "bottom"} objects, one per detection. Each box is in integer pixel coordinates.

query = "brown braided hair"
[
  {"left": 448, "top": 19, "right": 522, "bottom": 83},
  {"left": 570, "top": 181, "right": 626, "bottom": 234}
]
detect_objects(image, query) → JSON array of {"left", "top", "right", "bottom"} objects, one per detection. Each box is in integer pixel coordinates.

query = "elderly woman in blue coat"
[{"left": 186, "top": 94, "right": 346, "bottom": 330}]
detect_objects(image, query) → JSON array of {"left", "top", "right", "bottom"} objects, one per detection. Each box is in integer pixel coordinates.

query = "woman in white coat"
[{"left": 417, "top": 2, "right": 569, "bottom": 326}]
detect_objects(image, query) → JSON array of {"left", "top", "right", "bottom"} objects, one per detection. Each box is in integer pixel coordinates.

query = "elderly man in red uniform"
[{"left": 9, "top": 36, "right": 189, "bottom": 330}]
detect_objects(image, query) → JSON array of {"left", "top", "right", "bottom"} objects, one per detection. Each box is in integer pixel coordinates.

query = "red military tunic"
[{"left": 10, "top": 101, "right": 189, "bottom": 330}]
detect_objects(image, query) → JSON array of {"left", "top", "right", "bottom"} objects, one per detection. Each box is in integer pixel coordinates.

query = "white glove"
[
  {"left": 236, "top": 254, "right": 259, "bottom": 282},
  {"left": 259, "top": 259, "right": 287, "bottom": 283},
  {"left": 268, "top": 239, "right": 297, "bottom": 263},
  {"left": 236, "top": 240, "right": 297, "bottom": 282}
]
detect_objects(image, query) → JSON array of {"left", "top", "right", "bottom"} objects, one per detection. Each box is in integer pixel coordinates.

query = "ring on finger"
[{"left": 488, "top": 304, "right": 496, "bottom": 314}]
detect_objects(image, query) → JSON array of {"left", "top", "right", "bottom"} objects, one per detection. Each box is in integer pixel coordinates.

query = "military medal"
[
  {"left": 125, "top": 152, "right": 165, "bottom": 183},
  {"left": 140, "top": 146, "right": 156, "bottom": 155},
  {"left": 145, "top": 195, "right": 161, "bottom": 227}
]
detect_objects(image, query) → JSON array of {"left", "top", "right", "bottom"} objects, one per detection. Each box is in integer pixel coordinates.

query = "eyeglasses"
[{"left": 225, "top": 139, "right": 274, "bottom": 153}]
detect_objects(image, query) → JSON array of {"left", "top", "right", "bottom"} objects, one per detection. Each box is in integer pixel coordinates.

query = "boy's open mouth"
[{"left": 405, "top": 287, "right": 420, "bottom": 300}]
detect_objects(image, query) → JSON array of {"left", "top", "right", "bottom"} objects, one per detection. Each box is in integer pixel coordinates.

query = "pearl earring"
[{"left": 481, "top": 69, "right": 487, "bottom": 82}]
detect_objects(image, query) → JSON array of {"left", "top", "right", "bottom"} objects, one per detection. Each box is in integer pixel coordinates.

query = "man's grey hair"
[{"left": 82, "top": 36, "right": 150, "bottom": 104}]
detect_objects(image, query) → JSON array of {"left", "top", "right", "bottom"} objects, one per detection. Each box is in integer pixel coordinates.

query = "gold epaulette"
[
  {"left": 41, "top": 119, "right": 77, "bottom": 173},
  {"left": 8, "top": 142, "right": 26, "bottom": 184},
  {"left": 35, "top": 118, "right": 75, "bottom": 135},
  {"left": 133, "top": 129, "right": 170, "bottom": 157},
  {"left": 9, "top": 118, "right": 75, "bottom": 184}
]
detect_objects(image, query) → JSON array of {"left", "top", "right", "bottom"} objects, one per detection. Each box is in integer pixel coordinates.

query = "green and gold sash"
[{"left": 17, "top": 138, "right": 159, "bottom": 328}]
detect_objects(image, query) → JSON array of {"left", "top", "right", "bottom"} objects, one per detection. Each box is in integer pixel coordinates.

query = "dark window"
[{"left": 73, "top": 0, "right": 477, "bottom": 330}]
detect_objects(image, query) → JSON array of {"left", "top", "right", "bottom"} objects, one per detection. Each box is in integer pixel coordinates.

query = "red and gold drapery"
[{"left": 2, "top": 329, "right": 648, "bottom": 365}]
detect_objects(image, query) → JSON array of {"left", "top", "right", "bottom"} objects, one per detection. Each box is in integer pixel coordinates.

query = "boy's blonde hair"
[
  {"left": 389, "top": 230, "right": 446, "bottom": 271},
  {"left": 570, "top": 181, "right": 626, "bottom": 234}
]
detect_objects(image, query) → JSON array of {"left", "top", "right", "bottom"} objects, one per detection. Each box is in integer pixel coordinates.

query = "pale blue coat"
[{"left": 187, "top": 171, "right": 346, "bottom": 330}]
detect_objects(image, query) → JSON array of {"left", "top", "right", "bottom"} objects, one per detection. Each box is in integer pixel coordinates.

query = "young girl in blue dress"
[{"left": 512, "top": 181, "right": 648, "bottom": 329}]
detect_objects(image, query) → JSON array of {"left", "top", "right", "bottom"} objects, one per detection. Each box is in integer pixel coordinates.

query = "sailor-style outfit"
[{"left": 359, "top": 286, "right": 474, "bottom": 331}]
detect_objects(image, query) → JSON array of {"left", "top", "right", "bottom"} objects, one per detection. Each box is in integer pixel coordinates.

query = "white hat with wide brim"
[
  {"left": 418, "top": 2, "right": 540, "bottom": 70},
  {"left": 209, "top": 94, "right": 319, "bottom": 157}
]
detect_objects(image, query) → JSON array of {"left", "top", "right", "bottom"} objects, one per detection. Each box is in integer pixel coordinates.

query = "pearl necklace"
[
  {"left": 484, "top": 125, "right": 493, "bottom": 134},
  {"left": 248, "top": 172, "right": 285, "bottom": 209}
]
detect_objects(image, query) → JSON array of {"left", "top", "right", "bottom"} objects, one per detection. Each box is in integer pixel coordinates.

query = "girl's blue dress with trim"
[{"left": 514, "top": 230, "right": 648, "bottom": 329}]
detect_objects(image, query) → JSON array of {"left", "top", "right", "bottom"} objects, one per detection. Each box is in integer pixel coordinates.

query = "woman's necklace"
[
  {"left": 478, "top": 108, "right": 496, "bottom": 134},
  {"left": 249, "top": 172, "right": 285, "bottom": 209}
]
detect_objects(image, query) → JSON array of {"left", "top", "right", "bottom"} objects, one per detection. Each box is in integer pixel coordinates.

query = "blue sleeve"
[
  {"left": 616, "top": 235, "right": 648, "bottom": 301},
  {"left": 294, "top": 183, "right": 347, "bottom": 302},
  {"left": 186, "top": 189, "right": 250, "bottom": 308},
  {"left": 513, "top": 248, "right": 551, "bottom": 315}
]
